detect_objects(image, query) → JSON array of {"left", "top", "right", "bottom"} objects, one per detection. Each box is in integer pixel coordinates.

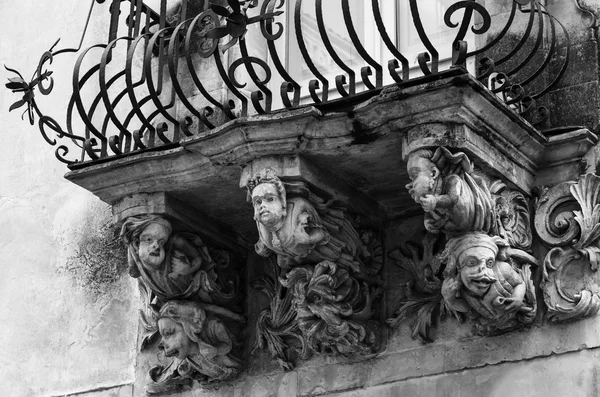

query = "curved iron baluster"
[
  {"left": 213, "top": 42, "right": 248, "bottom": 118},
  {"left": 514, "top": 5, "right": 554, "bottom": 87},
  {"left": 101, "top": 83, "right": 134, "bottom": 154},
  {"left": 99, "top": 37, "right": 135, "bottom": 141},
  {"left": 467, "top": 0, "right": 520, "bottom": 58},
  {"left": 168, "top": 18, "right": 216, "bottom": 130},
  {"left": 30, "top": 94, "right": 86, "bottom": 165},
  {"left": 494, "top": 0, "right": 536, "bottom": 67},
  {"left": 444, "top": 1, "right": 491, "bottom": 66},
  {"left": 315, "top": 0, "right": 355, "bottom": 97},
  {"left": 260, "top": 0, "right": 301, "bottom": 108},
  {"left": 12, "top": 50, "right": 70, "bottom": 149},
  {"left": 409, "top": 0, "right": 439, "bottom": 75},
  {"left": 184, "top": 10, "right": 225, "bottom": 113},
  {"left": 73, "top": 44, "right": 110, "bottom": 159},
  {"left": 530, "top": 11, "right": 569, "bottom": 99},
  {"left": 125, "top": 33, "right": 157, "bottom": 134},
  {"left": 237, "top": 38, "right": 273, "bottom": 114},
  {"left": 4, "top": 0, "right": 576, "bottom": 165},
  {"left": 445, "top": 1, "right": 491, "bottom": 43},
  {"left": 144, "top": 27, "right": 180, "bottom": 142},
  {"left": 294, "top": 0, "right": 328, "bottom": 103},
  {"left": 504, "top": 1, "right": 543, "bottom": 77},
  {"left": 371, "top": 0, "right": 409, "bottom": 83},
  {"left": 341, "top": 0, "right": 381, "bottom": 89}
]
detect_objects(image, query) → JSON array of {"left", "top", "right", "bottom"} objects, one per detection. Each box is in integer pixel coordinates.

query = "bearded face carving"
[{"left": 441, "top": 233, "right": 536, "bottom": 334}]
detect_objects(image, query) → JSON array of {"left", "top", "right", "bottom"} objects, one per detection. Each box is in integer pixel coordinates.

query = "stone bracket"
[
  {"left": 240, "top": 154, "right": 387, "bottom": 230},
  {"left": 113, "top": 191, "right": 248, "bottom": 256},
  {"left": 402, "top": 122, "right": 539, "bottom": 195}
]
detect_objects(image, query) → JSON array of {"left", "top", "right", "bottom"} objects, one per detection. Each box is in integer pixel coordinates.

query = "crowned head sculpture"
[{"left": 247, "top": 168, "right": 287, "bottom": 232}]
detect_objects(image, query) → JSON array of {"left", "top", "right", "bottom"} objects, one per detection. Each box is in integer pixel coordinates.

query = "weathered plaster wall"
[{"left": 0, "top": 1, "right": 138, "bottom": 396}]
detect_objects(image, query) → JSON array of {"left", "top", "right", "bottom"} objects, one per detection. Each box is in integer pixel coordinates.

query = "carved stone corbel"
[
  {"left": 113, "top": 193, "right": 246, "bottom": 395},
  {"left": 535, "top": 173, "right": 600, "bottom": 322},
  {"left": 242, "top": 155, "right": 385, "bottom": 368},
  {"left": 388, "top": 144, "right": 537, "bottom": 340}
]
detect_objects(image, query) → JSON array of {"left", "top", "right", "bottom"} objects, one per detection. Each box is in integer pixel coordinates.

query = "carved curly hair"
[
  {"left": 245, "top": 168, "right": 287, "bottom": 210},
  {"left": 120, "top": 215, "right": 172, "bottom": 277},
  {"left": 159, "top": 300, "right": 208, "bottom": 344}
]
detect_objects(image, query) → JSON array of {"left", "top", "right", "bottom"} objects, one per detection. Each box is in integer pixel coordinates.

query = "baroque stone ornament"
[
  {"left": 490, "top": 180, "right": 533, "bottom": 251},
  {"left": 386, "top": 233, "right": 451, "bottom": 343},
  {"left": 248, "top": 168, "right": 383, "bottom": 365},
  {"left": 251, "top": 257, "right": 309, "bottom": 370},
  {"left": 536, "top": 173, "right": 600, "bottom": 322},
  {"left": 405, "top": 147, "right": 496, "bottom": 237},
  {"left": 442, "top": 232, "right": 537, "bottom": 335},
  {"left": 147, "top": 301, "right": 243, "bottom": 394},
  {"left": 121, "top": 215, "right": 237, "bottom": 304},
  {"left": 390, "top": 147, "right": 537, "bottom": 339},
  {"left": 120, "top": 215, "right": 245, "bottom": 394}
]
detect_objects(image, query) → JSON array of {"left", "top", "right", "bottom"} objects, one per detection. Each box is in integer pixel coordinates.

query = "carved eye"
[
  {"left": 466, "top": 259, "right": 477, "bottom": 267},
  {"left": 486, "top": 259, "right": 494, "bottom": 268},
  {"left": 266, "top": 196, "right": 274, "bottom": 202}
]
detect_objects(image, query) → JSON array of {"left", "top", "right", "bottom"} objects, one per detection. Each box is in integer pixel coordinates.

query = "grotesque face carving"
[
  {"left": 458, "top": 246, "right": 497, "bottom": 297},
  {"left": 138, "top": 223, "right": 170, "bottom": 269},
  {"left": 405, "top": 154, "right": 439, "bottom": 203},
  {"left": 252, "top": 183, "right": 286, "bottom": 230},
  {"left": 158, "top": 317, "right": 198, "bottom": 360}
]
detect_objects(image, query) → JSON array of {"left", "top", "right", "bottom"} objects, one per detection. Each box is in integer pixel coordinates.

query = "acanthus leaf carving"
[
  {"left": 386, "top": 233, "right": 459, "bottom": 343},
  {"left": 251, "top": 257, "right": 310, "bottom": 371},
  {"left": 536, "top": 173, "right": 600, "bottom": 322},
  {"left": 280, "top": 261, "right": 381, "bottom": 355},
  {"left": 247, "top": 168, "right": 383, "bottom": 360}
]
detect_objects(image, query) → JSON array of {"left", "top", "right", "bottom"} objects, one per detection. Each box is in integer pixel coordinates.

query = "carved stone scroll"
[
  {"left": 120, "top": 215, "right": 245, "bottom": 394},
  {"left": 536, "top": 173, "right": 600, "bottom": 322},
  {"left": 245, "top": 165, "right": 383, "bottom": 367}
]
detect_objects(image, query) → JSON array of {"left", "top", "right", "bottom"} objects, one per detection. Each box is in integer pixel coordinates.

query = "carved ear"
[
  {"left": 443, "top": 254, "right": 458, "bottom": 279},
  {"left": 430, "top": 166, "right": 440, "bottom": 180}
]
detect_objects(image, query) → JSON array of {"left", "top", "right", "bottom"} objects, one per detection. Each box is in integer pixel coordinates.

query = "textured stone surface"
[
  {"left": 325, "top": 348, "right": 600, "bottom": 397},
  {"left": 297, "top": 362, "right": 371, "bottom": 396},
  {"left": 234, "top": 371, "right": 298, "bottom": 397}
]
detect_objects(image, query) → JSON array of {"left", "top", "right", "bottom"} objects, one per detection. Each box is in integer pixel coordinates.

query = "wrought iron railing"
[{"left": 5, "top": 0, "right": 569, "bottom": 166}]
